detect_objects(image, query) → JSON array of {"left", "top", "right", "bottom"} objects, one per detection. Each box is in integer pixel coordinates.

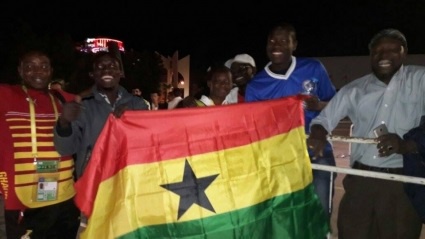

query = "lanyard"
[{"left": 22, "top": 85, "right": 58, "bottom": 161}]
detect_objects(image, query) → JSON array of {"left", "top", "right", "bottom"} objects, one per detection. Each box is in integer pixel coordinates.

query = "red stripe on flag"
[{"left": 75, "top": 96, "right": 305, "bottom": 217}]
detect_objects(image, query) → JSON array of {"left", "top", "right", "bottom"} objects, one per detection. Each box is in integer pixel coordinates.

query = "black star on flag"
[{"left": 160, "top": 159, "right": 219, "bottom": 220}]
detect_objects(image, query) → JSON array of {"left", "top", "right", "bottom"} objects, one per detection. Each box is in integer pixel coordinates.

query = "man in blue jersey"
[{"left": 245, "top": 22, "right": 337, "bottom": 223}]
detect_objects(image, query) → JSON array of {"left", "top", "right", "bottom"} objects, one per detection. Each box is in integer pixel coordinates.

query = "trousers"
[
  {"left": 5, "top": 198, "right": 80, "bottom": 239},
  {"left": 309, "top": 141, "right": 336, "bottom": 219}
]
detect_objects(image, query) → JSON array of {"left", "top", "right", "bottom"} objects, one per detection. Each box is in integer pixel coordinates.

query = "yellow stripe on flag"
[{"left": 88, "top": 126, "right": 310, "bottom": 237}]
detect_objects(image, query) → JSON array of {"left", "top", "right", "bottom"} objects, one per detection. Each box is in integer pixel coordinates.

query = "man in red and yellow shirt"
[{"left": 0, "top": 50, "right": 79, "bottom": 238}]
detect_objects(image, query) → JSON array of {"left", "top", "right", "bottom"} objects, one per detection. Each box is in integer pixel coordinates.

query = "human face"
[
  {"left": 90, "top": 54, "right": 123, "bottom": 91},
  {"left": 266, "top": 27, "right": 297, "bottom": 70},
  {"left": 208, "top": 71, "right": 233, "bottom": 99},
  {"left": 167, "top": 92, "right": 174, "bottom": 101},
  {"left": 230, "top": 62, "right": 254, "bottom": 87},
  {"left": 150, "top": 93, "right": 159, "bottom": 104},
  {"left": 370, "top": 37, "right": 406, "bottom": 83},
  {"left": 18, "top": 52, "right": 52, "bottom": 90},
  {"left": 132, "top": 88, "right": 141, "bottom": 96}
]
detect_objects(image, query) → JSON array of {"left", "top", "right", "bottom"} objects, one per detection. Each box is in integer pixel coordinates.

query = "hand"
[
  {"left": 307, "top": 138, "right": 328, "bottom": 160},
  {"left": 59, "top": 95, "right": 83, "bottom": 128},
  {"left": 303, "top": 95, "right": 320, "bottom": 111},
  {"left": 76, "top": 212, "right": 87, "bottom": 239},
  {"left": 307, "top": 124, "right": 329, "bottom": 159},
  {"left": 113, "top": 104, "right": 129, "bottom": 118},
  {"left": 75, "top": 225, "right": 86, "bottom": 239},
  {"left": 377, "top": 133, "right": 418, "bottom": 156},
  {"left": 376, "top": 133, "right": 402, "bottom": 157}
]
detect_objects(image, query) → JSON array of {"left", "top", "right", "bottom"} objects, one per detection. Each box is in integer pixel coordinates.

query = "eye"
[{"left": 41, "top": 64, "right": 50, "bottom": 70}]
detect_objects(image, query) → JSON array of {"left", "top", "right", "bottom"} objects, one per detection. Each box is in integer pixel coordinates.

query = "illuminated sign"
[{"left": 82, "top": 38, "right": 125, "bottom": 53}]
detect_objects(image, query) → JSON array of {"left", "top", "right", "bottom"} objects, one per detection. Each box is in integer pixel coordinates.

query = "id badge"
[
  {"left": 35, "top": 176, "right": 58, "bottom": 202},
  {"left": 36, "top": 160, "right": 59, "bottom": 173}
]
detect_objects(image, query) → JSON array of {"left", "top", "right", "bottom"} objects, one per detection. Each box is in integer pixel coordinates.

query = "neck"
[
  {"left": 22, "top": 84, "right": 48, "bottom": 93},
  {"left": 98, "top": 87, "right": 119, "bottom": 103},
  {"left": 210, "top": 95, "right": 225, "bottom": 105},
  {"left": 269, "top": 59, "right": 292, "bottom": 74},
  {"left": 238, "top": 85, "right": 246, "bottom": 97}
]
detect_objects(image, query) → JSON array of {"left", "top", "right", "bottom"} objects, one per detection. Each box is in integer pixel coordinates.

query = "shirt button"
[
  {"left": 373, "top": 155, "right": 377, "bottom": 159},
  {"left": 384, "top": 104, "right": 388, "bottom": 107},
  {"left": 381, "top": 121, "right": 385, "bottom": 124}
]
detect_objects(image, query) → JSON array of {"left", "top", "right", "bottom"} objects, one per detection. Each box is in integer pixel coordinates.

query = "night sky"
[{"left": 2, "top": 1, "right": 425, "bottom": 69}]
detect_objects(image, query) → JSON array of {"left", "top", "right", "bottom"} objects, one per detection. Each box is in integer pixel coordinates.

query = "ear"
[
  {"left": 401, "top": 46, "right": 408, "bottom": 55},
  {"left": 17, "top": 66, "right": 23, "bottom": 79},
  {"left": 293, "top": 39, "right": 298, "bottom": 52}
]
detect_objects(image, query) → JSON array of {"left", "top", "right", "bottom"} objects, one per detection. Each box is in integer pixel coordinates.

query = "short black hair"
[
  {"left": 171, "top": 87, "right": 182, "bottom": 97},
  {"left": 268, "top": 22, "right": 297, "bottom": 41},
  {"left": 150, "top": 89, "right": 161, "bottom": 95},
  {"left": 206, "top": 65, "right": 231, "bottom": 83},
  {"left": 18, "top": 50, "right": 51, "bottom": 64},
  {"left": 368, "top": 28, "right": 407, "bottom": 51}
]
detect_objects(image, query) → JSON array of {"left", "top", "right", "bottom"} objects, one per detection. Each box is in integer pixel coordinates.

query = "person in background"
[
  {"left": 309, "top": 28, "right": 423, "bottom": 239},
  {"left": 150, "top": 90, "right": 167, "bottom": 110},
  {"left": 244, "top": 22, "right": 337, "bottom": 230},
  {"left": 53, "top": 51, "right": 150, "bottom": 236},
  {"left": 132, "top": 87, "right": 151, "bottom": 110},
  {"left": 224, "top": 53, "right": 257, "bottom": 103},
  {"left": 167, "top": 88, "right": 183, "bottom": 109},
  {"left": 0, "top": 49, "right": 79, "bottom": 238},
  {"left": 131, "top": 88, "right": 141, "bottom": 96},
  {"left": 180, "top": 65, "right": 233, "bottom": 107}
]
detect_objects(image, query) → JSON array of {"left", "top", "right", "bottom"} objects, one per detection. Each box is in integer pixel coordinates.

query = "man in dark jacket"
[
  {"left": 403, "top": 116, "right": 425, "bottom": 223},
  {"left": 54, "top": 52, "right": 149, "bottom": 179},
  {"left": 53, "top": 51, "right": 149, "bottom": 236}
]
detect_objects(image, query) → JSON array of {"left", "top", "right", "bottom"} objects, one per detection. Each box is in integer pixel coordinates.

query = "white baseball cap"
[
  {"left": 225, "top": 54, "right": 256, "bottom": 68},
  {"left": 224, "top": 59, "right": 233, "bottom": 68}
]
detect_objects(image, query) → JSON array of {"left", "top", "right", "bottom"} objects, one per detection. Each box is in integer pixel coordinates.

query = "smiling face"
[
  {"left": 18, "top": 51, "right": 53, "bottom": 90},
  {"left": 230, "top": 62, "right": 255, "bottom": 87},
  {"left": 208, "top": 67, "right": 233, "bottom": 101},
  {"left": 266, "top": 25, "right": 298, "bottom": 72},
  {"left": 90, "top": 53, "right": 123, "bottom": 92},
  {"left": 370, "top": 37, "right": 406, "bottom": 83}
]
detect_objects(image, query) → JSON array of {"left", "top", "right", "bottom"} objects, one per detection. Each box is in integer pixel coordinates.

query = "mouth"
[
  {"left": 272, "top": 51, "right": 283, "bottom": 56},
  {"left": 378, "top": 60, "right": 391, "bottom": 68},
  {"left": 234, "top": 76, "right": 244, "bottom": 81},
  {"left": 101, "top": 75, "right": 113, "bottom": 82}
]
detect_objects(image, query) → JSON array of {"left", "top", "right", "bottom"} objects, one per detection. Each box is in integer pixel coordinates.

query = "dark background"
[
  {"left": 3, "top": 1, "right": 425, "bottom": 65},
  {"left": 1, "top": 1, "right": 425, "bottom": 93}
]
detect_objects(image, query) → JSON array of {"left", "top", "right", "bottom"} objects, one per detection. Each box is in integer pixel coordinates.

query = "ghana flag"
[{"left": 74, "top": 96, "right": 329, "bottom": 239}]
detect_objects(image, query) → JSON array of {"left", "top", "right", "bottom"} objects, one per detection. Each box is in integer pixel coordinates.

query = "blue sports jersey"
[{"left": 245, "top": 56, "right": 336, "bottom": 134}]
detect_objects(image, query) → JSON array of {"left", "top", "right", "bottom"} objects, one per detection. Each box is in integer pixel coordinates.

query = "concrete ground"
[{"left": 329, "top": 120, "right": 425, "bottom": 238}]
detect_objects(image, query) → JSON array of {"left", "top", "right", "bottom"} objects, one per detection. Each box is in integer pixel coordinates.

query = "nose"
[{"left": 31, "top": 65, "right": 50, "bottom": 76}]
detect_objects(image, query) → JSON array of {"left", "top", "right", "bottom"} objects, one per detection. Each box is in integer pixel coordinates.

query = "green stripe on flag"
[{"left": 118, "top": 184, "right": 329, "bottom": 239}]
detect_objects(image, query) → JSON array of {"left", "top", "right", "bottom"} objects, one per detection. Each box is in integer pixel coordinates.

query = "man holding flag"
[{"left": 73, "top": 96, "right": 329, "bottom": 239}]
